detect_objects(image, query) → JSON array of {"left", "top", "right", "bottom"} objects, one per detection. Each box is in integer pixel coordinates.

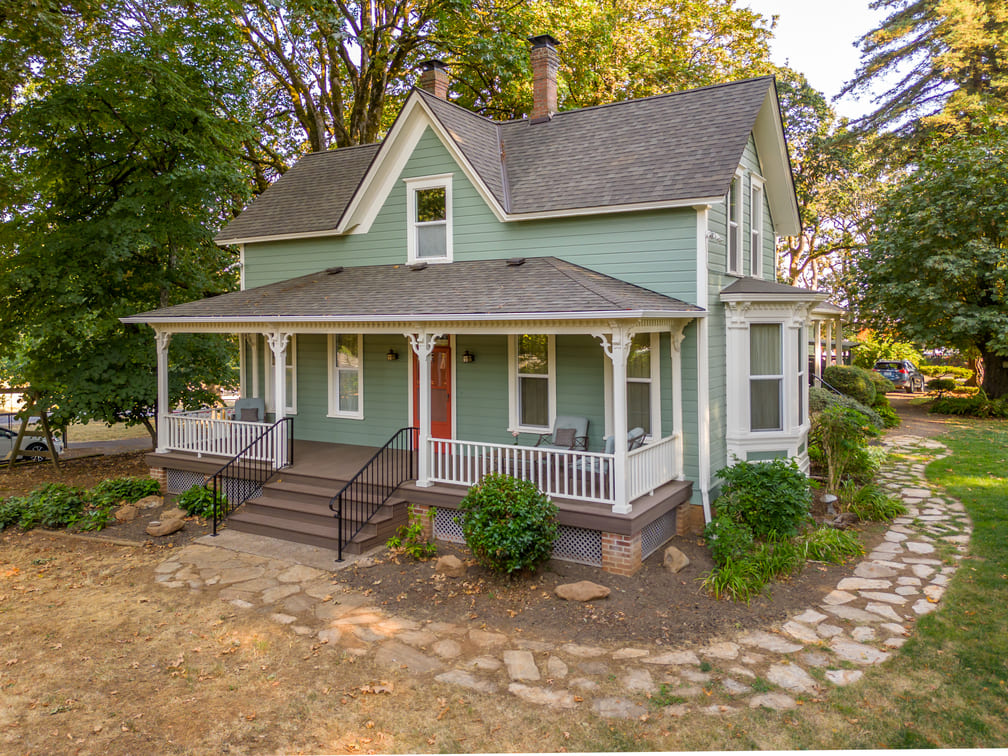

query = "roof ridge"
[
  {"left": 302, "top": 142, "right": 381, "bottom": 158},
  {"left": 543, "top": 257, "right": 644, "bottom": 310}
]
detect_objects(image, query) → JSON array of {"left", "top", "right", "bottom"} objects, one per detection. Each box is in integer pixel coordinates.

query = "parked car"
[
  {"left": 0, "top": 426, "right": 64, "bottom": 462},
  {"left": 873, "top": 359, "right": 926, "bottom": 393}
]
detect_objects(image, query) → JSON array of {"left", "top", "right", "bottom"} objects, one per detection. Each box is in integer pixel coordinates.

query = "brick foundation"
[
  {"left": 675, "top": 504, "right": 707, "bottom": 536},
  {"left": 601, "top": 531, "right": 643, "bottom": 576},
  {"left": 408, "top": 504, "right": 435, "bottom": 545},
  {"left": 149, "top": 466, "right": 167, "bottom": 495}
]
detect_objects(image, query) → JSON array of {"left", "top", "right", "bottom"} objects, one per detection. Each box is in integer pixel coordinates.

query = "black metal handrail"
[
  {"left": 812, "top": 373, "right": 843, "bottom": 395},
  {"left": 207, "top": 417, "right": 294, "bottom": 534},
  {"left": 329, "top": 426, "right": 417, "bottom": 561}
]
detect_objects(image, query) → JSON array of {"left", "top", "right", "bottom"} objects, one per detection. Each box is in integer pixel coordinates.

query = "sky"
[{"left": 743, "top": 0, "right": 891, "bottom": 120}]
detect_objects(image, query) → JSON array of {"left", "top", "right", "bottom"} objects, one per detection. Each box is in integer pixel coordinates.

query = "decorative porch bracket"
[
  {"left": 406, "top": 331, "right": 443, "bottom": 487},
  {"left": 155, "top": 330, "right": 172, "bottom": 453},
  {"left": 265, "top": 331, "right": 292, "bottom": 421},
  {"left": 592, "top": 326, "right": 634, "bottom": 514}
]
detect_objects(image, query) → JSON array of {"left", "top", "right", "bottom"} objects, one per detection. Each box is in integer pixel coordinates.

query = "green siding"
[
  {"left": 455, "top": 334, "right": 509, "bottom": 445},
  {"left": 555, "top": 334, "right": 607, "bottom": 451}
]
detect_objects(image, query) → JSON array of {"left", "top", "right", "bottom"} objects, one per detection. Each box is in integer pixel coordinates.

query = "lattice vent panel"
[
  {"left": 434, "top": 509, "right": 465, "bottom": 543},
  {"left": 641, "top": 511, "right": 677, "bottom": 559},
  {"left": 166, "top": 469, "right": 204, "bottom": 495}
]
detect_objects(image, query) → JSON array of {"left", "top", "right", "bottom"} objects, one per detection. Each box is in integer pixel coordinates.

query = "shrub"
[
  {"left": 811, "top": 406, "right": 879, "bottom": 491},
  {"left": 703, "top": 515, "right": 754, "bottom": 567},
  {"left": 89, "top": 477, "right": 161, "bottom": 507},
  {"left": 809, "top": 386, "right": 885, "bottom": 429},
  {"left": 15, "top": 483, "right": 86, "bottom": 530},
  {"left": 0, "top": 496, "right": 25, "bottom": 529},
  {"left": 715, "top": 459, "right": 812, "bottom": 540},
  {"left": 458, "top": 473, "right": 558, "bottom": 575},
  {"left": 851, "top": 334, "right": 923, "bottom": 370},
  {"left": 920, "top": 365, "right": 972, "bottom": 380},
  {"left": 387, "top": 505, "right": 437, "bottom": 559},
  {"left": 177, "top": 485, "right": 226, "bottom": 519},
  {"left": 823, "top": 365, "right": 877, "bottom": 406},
  {"left": 874, "top": 403, "right": 901, "bottom": 428},
  {"left": 867, "top": 371, "right": 896, "bottom": 401},
  {"left": 927, "top": 378, "right": 958, "bottom": 397},
  {"left": 930, "top": 394, "right": 1008, "bottom": 418}
]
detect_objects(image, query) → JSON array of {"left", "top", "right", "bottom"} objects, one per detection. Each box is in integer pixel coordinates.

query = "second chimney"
[
  {"left": 528, "top": 34, "right": 559, "bottom": 121},
  {"left": 418, "top": 59, "right": 449, "bottom": 99}
]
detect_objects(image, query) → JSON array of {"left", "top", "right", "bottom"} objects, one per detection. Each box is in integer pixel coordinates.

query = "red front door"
[{"left": 412, "top": 345, "right": 452, "bottom": 439}]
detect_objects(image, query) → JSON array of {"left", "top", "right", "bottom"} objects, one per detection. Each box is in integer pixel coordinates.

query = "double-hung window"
[
  {"left": 749, "top": 323, "right": 783, "bottom": 431},
  {"left": 406, "top": 175, "right": 452, "bottom": 263},
  {"left": 750, "top": 178, "right": 764, "bottom": 277},
  {"left": 627, "top": 333, "right": 655, "bottom": 436},
  {"left": 727, "top": 173, "right": 743, "bottom": 274},
  {"left": 328, "top": 334, "right": 363, "bottom": 418},
  {"left": 511, "top": 334, "right": 554, "bottom": 431}
]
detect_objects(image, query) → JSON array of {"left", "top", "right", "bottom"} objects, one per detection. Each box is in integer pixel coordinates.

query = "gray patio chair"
[
  {"left": 535, "top": 415, "right": 589, "bottom": 450},
  {"left": 627, "top": 426, "right": 646, "bottom": 450},
  {"left": 233, "top": 396, "right": 266, "bottom": 423}
]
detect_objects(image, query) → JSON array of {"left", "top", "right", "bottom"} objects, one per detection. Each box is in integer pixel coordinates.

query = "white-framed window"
[
  {"left": 405, "top": 174, "right": 453, "bottom": 263},
  {"left": 749, "top": 323, "right": 782, "bottom": 431},
  {"left": 627, "top": 333, "right": 660, "bottom": 437},
  {"left": 750, "top": 177, "right": 764, "bottom": 277},
  {"left": 265, "top": 335, "right": 297, "bottom": 415},
  {"left": 727, "top": 172, "right": 743, "bottom": 274},
  {"left": 796, "top": 326, "right": 806, "bottom": 426},
  {"left": 508, "top": 334, "right": 555, "bottom": 431},
  {"left": 328, "top": 334, "right": 363, "bottom": 419}
]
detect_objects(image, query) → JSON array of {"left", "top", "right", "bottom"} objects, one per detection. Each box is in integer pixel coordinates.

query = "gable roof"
[
  {"left": 123, "top": 257, "right": 703, "bottom": 325},
  {"left": 216, "top": 76, "right": 800, "bottom": 245}
]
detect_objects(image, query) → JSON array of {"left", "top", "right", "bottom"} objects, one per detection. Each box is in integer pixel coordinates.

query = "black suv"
[{"left": 873, "top": 359, "right": 925, "bottom": 393}]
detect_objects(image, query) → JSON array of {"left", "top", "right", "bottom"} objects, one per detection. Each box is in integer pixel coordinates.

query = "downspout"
[{"left": 695, "top": 205, "right": 712, "bottom": 523}]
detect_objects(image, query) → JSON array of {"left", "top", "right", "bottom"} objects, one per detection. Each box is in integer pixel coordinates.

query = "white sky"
[{"left": 743, "top": 0, "right": 891, "bottom": 120}]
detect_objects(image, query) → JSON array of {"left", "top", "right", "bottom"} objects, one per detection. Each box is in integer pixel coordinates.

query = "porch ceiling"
[{"left": 122, "top": 257, "right": 703, "bottom": 331}]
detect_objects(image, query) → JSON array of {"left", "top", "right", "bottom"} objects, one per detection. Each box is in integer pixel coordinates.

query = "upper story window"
[
  {"left": 727, "top": 173, "right": 742, "bottom": 274},
  {"left": 750, "top": 177, "right": 764, "bottom": 277},
  {"left": 406, "top": 174, "right": 453, "bottom": 263}
]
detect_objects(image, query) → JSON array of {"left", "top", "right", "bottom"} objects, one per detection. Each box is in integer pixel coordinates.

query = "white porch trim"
[{"left": 155, "top": 330, "right": 171, "bottom": 453}]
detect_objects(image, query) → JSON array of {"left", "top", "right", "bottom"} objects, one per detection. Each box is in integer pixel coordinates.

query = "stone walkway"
[{"left": 153, "top": 435, "right": 970, "bottom": 718}]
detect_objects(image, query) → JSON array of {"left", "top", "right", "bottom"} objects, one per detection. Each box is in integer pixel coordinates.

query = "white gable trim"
[{"left": 752, "top": 85, "right": 801, "bottom": 237}]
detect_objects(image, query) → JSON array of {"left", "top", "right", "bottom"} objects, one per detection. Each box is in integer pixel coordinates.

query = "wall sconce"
[
  {"left": 386, "top": 349, "right": 399, "bottom": 361},
  {"left": 462, "top": 350, "right": 475, "bottom": 364}
]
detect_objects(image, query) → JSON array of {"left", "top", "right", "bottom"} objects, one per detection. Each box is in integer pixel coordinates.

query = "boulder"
[
  {"left": 555, "top": 580, "right": 610, "bottom": 602},
  {"left": 830, "top": 512, "right": 860, "bottom": 530},
  {"left": 113, "top": 504, "right": 139, "bottom": 523},
  {"left": 662, "top": 546, "right": 690, "bottom": 573},
  {"left": 135, "top": 495, "right": 162, "bottom": 510},
  {"left": 161, "top": 507, "right": 189, "bottom": 521},
  {"left": 435, "top": 555, "right": 466, "bottom": 578},
  {"left": 146, "top": 518, "right": 185, "bottom": 537}
]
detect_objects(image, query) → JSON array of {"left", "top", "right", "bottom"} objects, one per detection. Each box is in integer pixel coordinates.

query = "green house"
[{"left": 125, "top": 39, "right": 841, "bottom": 574}]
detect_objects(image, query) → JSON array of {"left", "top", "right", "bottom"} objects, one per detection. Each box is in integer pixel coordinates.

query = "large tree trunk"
[{"left": 981, "top": 346, "right": 1008, "bottom": 399}]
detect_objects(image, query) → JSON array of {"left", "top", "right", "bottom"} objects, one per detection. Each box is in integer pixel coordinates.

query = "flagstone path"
[{"left": 153, "top": 435, "right": 970, "bottom": 717}]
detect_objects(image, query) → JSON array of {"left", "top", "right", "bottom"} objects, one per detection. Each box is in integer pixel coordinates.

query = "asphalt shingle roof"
[
  {"left": 720, "top": 277, "right": 827, "bottom": 298},
  {"left": 124, "top": 257, "right": 702, "bottom": 323}
]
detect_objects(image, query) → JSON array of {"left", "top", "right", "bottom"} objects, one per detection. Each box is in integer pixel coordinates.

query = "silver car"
[{"left": 0, "top": 426, "right": 64, "bottom": 462}]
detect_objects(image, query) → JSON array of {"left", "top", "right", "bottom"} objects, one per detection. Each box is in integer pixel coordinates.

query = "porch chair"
[
  {"left": 233, "top": 397, "right": 266, "bottom": 423},
  {"left": 627, "top": 426, "right": 646, "bottom": 450},
  {"left": 535, "top": 415, "right": 589, "bottom": 450}
]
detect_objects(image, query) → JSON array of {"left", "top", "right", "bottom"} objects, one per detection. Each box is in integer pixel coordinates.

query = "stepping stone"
[
  {"left": 432, "top": 639, "right": 462, "bottom": 659},
  {"left": 217, "top": 566, "right": 266, "bottom": 585},
  {"left": 578, "top": 661, "right": 610, "bottom": 675},
  {"left": 816, "top": 623, "right": 844, "bottom": 639},
  {"left": 466, "top": 656, "right": 502, "bottom": 672},
  {"left": 642, "top": 650, "right": 701, "bottom": 666},
  {"left": 801, "top": 651, "right": 831, "bottom": 667},
  {"left": 737, "top": 631, "right": 803, "bottom": 654},
  {"left": 829, "top": 638, "right": 891, "bottom": 665},
  {"left": 469, "top": 630, "right": 508, "bottom": 648},
  {"left": 277, "top": 564, "right": 323, "bottom": 583},
  {"left": 613, "top": 647, "right": 650, "bottom": 660},
  {"left": 508, "top": 683, "right": 576, "bottom": 709},
  {"left": 865, "top": 603, "right": 904, "bottom": 622},
  {"left": 793, "top": 609, "right": 828, "bottom": 624},
  {"left": 885, "top": 637, "right": 908, "bottom": 649},
  {"left": 561, "top": 643, "right": 606, "bottom": 658},
  {"left": 722, "top": 678, "right": 751, "bottom": 695},
  {"left": 593, "top": 697, "right": 646, "bottom": 719},
  {"left": 546, "top": 656, "right": 568, "bottom": 679},
  {"left": 664, "top": 704, "right": 690, "bottom": 717},
  {"left": 923, "top": 585, "right": 945, "bottom": 602},
  {"left": 872, "top": 542, "right": 904, "bottom": 554},
  {"left": 881, "top": 622, "right": 907, "bottom": 636},
  {"left": 230, "top": 577, "right": 278, "bottom": 594},
  {"left": 681, "top": 668, "right": 712, "bottom": 683},
  {"left": 931, "top": 574, "right": 950, "bottom": 586},
  {"left": 154, "top": 561, "right": 182, "bottom": 574},
  {"left": 750, "top": 693, "right": 797, "bottom": 711},
  {"left": 516, "top": 640, "right": 554, "bottom": 652},
  {"left": 503, "top": 650, "right": 540, "bottom": 682},
  {"left": 374, "top": 641, "right": 444, "bottom": 674},
  {"left": 270, "top": 613, "right": 297, "bottom": 625},
  {"left": 838, "top": 577, "right": 892, "bottom": 591},
  {"left": 884, "top": 532, "right": 908, "bottom": 543},
  {"left": 620, "top": 668, "right": 655, "bottom": 693},
  {"left": 906, "top": 542, "right": 936, "bottom": 554},
  {"left": 854, "top": 562, "right": 901, "bottom": 579},
  {"left": 317, "top": 628, "right": 342, "bottom": 644},
  {"left": 851, "top": 626, "right": 876, "bottom": 642},
  {"left": 398, "top": 630, "right": 438, "bottom": 647},
  {"left": 823, "top": 590, "right": 857, "bottom": 606},
  {"left": 902, "top": 487, "right": 932, "bottom": 498},
  {"left": 822, "top": 605, "right": 887, "bottom": 623},
  {"left": 701, "top": 704, "right": 738, "bottom": 715},
  {"left": 228, "top": 598, "right": 254, "bottom": 610},
  {"left": 912, "top": 599, "right": 938, "bottom": 616},
  {"left": 860, "top": 591, "right": 907, "bottom": 605},
  {"left": 782, "top": 621, "right": 820, "bottom": 644},
  {"left": 897, "top": 576, "right": 923, "bottom": 586},
  {"left": 944, "top": 535, "right": 970, "bottom": 545},
  {"left": 569, "top": 677, "right": 599, "bottom": 692},
  {"left": 825, "top": 669, "right": 863, "bottom": 686},
  {"left": 701, "top": 642, "right": 740, "bottom": 660},
  {"left": 895, "top": 586, "right": 919, "bottom": 596},
  {"left": 435, "top": 670, "right": 497, "bottom": 694},
  {"left": 728, "top": 666, "right": 756, "bottom": 679},
  {"left": 262, "top": 584, "right": 300, "bottom": 604},
  {"left": 911, "top": 564, "right": 936, "bottom": 578},
  {"left": 767, "top": 662, "right": 818, "bottom": 693}
]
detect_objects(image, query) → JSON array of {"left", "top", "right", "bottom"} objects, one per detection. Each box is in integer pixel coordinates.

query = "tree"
[
  {"left": 854, "top": 125, "right": 1008, "bottom": 398},
  {"left": 840, "top": 0, "right": 1008, "bottom": 143},
  {"left": 0, "top": 38, "right": 253, "bottom": 441}
]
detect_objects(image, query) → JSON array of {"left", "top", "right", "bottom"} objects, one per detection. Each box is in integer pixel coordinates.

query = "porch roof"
[
  {"left": 720, "top": 276, "right": 829, "bottom": 304},
  {"left": 123, "top": 257, "right": 703, "bottom": 326}
]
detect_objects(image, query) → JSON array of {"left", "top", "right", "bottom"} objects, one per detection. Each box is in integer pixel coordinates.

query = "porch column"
[
  {"left": 407, "top": 332, "right": 439, "bottom": 487},
  {"left": 825, "top": 320, "right": 833, "bottom": 367},
  {"left": 594, "top": 328, "right": 632, "bottom": 514},
  {"left": 814, "top": 320, "right": 823, "bottom": 380},
  {"left": 155, "top": 330, "right": 171, "bottom": 453},
  {"left": 670, "top": 323, "right": 686, "bottom": 481},
  {"left": 266, "top": 332, "right": 291, "bottom": 420},
  {"left": 834, "top": 317, "right": 843, "bottom": 366}
]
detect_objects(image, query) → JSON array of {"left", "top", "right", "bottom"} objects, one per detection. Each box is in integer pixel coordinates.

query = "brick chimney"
[
  {"left": 528, "top": 35, "right": 559, "bottom": 122},
  {"left": 418, "top": 59, "right": 449, "bottom": 99}
]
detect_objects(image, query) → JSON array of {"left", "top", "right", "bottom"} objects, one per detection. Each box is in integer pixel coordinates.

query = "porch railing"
[
  {"left": 627, "top": 433, "right": 679, "bottom": 500},
  {"left": 164, "top": 409, "right": 273, "bottom": 460},
  {"left": 329, "top": 427, "right": 417, "bottom": 561},
  {"left": 428, "top": 439, "right": 617, "bottom": 505},
  {"left": 207, "top": 417, "right": 293, "bottom": 534}
]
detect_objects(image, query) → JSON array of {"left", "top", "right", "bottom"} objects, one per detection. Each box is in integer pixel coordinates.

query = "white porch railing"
[
  {"left": 627, "top": 433, "right": 679, "bottom": 501},
  {"left": 164, "top": 409, "right": 274, "bottom": 460},
  {"left": 428, "top": 439, "right": 617, "bottom": 504}
]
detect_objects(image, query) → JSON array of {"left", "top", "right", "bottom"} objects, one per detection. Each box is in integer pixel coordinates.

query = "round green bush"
[
  {"left": 867, "top": 371, "right": 896, "bottom": 402},
  {"left": 823, "top": 365, "right": 877, "bottom": 406},
  {"left": 177, "top": 484, "right": 226, "bottom": 519},
  {"left": 809, "top": 386, "right": 885, "bottom": 429},
  {"left": 715, "top": 459, "right": 812, "bottom": 540},
  {"left": 927, "top": 378, "right": 957, "bottom": 395},
  {"left": 704, "top": 515, "right": 754, "bottom": 567},
  {"left": 458, "top": 473, "right": 558, "bottom": 575}
]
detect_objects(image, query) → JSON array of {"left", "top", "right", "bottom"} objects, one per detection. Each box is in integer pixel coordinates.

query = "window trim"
[
  {"left": 405, "top": 174, "right": 453, "bottom": 264},
  {"left": 625, "top": 332, "right": 661, "bottom": 439},
  {"left": 726, "top": 170, "right": 743, "bottom": 275},
  {"left": 796, "top": 325, "right": 807, "bottom": 427},
  {"left": 327, "top": 334, "right": 364, "bottom": 420},
  {"left": 265, "top": 335, "right": 297, "bottom": 416},
  {"left": 507, "top": 334, "right": 556, "bottom": 433},
  {"left": 748, "top": 322, "right": 783, "bottom": 433},
  {"left": 749, "top": 175, "right": 764, "bottom": 278}
]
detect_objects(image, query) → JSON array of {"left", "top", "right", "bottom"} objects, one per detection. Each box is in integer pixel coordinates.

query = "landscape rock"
[
  {"left": 146, "top": 518, "right": 185, "bottom": 537},
  {"left": 435, "top": 670, "right": 497, "bottom": 694},
  {"left": 503, "top": 650, "right": 540, "bottom": 681},
  {"left": 135, "top": 495, "right": 162, "bottom": 509},
  {"left": 435, "top": 555, "right": 466, "bottom": 578},
  {"left": 555, "top": 581, "right": 611, "bottom": 602},
  {"left": 663, "top": 546, "right": 690, "bottom": 573},
  {"left": 593, "top": 697, "right": 646, "bottom": 719},
  {"left": 750, "top": 693, "right": 797, "bottom": 711},
  {"left": 508, "top": 683, "right": 576, "bottom": 709},
  {"left": 114, "top": 504, "right": 139, "bottom": 523}
]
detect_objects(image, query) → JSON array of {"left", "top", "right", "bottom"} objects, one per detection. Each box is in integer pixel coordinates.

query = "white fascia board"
[
  {"left": 503, "top": 196, "right": 725, "bottom": 222},
  {"left": 752, "top": 85, "right": 801, "bottom": 237},
  {"left": 337, "top": 94, "right": 509, "bottom": 232},
  {"left": 720, "top": 290, "right": 828, "bottom": 304},
  {"left": 215, "top": 227, "right": 345, "bottom": 246}
]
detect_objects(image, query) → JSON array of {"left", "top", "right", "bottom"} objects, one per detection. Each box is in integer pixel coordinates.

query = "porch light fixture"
[
  {"left": 462, "top": 350, "right": 475, "bottom": 363},
  {"left": 386, "top": 349, "right": 399, "bottom": 361}
]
